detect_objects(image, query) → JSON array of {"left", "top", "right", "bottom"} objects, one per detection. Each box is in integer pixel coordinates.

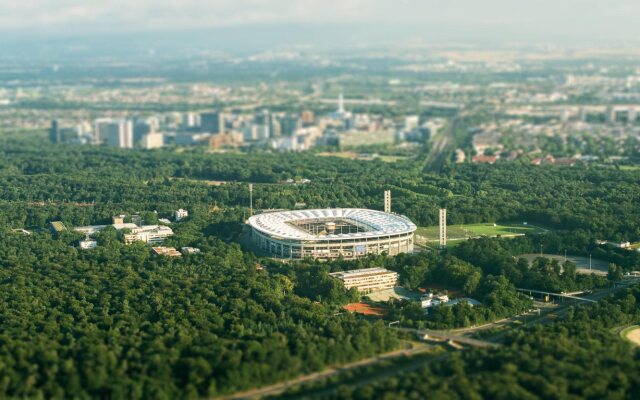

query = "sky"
[{"left": 1, "top": 0, "right": 640, "bottom": 48}]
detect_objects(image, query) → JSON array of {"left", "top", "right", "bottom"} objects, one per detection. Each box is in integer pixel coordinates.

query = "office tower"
[
  {"left": 182, "top": 112, "right": 200, "bottom": 128},
  {"left": 133, "top": 120, "right": 153, "bottom": 144},
  {"left": 93, "top": 118, "right": 113, "bottom": 144},
  {"left": 281, "top": 115, "right": 300, "bottom": 136},
  {"left": 200, "top": 112, "right": 225, "bottom": 134},
  {"left": 104, "top": 120, "right": 133, "bottom": 148},
  {"left": 256, "top": 110, "right": 270, "bottom": 125},
  {"left": 49, "top": 120, "right": 61, "bottom": 143}
]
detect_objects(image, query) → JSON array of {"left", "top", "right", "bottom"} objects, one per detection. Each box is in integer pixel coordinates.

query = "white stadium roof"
[{"left": 248, "top": 208, "right": 416, "bottom": 241}]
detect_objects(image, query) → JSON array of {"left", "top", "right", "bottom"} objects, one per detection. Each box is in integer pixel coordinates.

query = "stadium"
[{"left": 247, "top": 208, "right": 417, "bottom": 260}]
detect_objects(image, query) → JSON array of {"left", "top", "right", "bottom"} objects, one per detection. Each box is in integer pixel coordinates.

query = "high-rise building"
[
  {"left": 200, "top": 112, "right": 225, "bottom": 134},
  {"left": 182, "top": 112, "right": 200, "bottom": 129},
  {"left": 104, "top": 120, "right": 133, "bottom": 148},
  {"left": 133, "top": 120, "right": 154, "bottom": 144},
  {"left": 93, "top": 118, "right": 114, "bottom": 144},
  {"left": 49, "top": 120, "right": 61, "bottom": 143},
  {"left": 281, "top": 115, "right": 300, "bottom": 136}
]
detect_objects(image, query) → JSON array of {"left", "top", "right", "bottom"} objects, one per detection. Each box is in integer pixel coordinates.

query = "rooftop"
[
  {"left": 248, "top": 208, "right": 416, "bottom": 241},
  {"left": 330, "top": 267, "right": 397, "bottom": 280}
]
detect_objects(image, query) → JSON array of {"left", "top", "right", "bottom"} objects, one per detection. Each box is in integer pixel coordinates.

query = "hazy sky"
[{"left": 1, "top": 0, "right": 639, "bottom": 45}]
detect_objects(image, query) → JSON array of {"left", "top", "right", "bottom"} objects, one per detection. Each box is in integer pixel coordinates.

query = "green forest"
[
  {"left": 286, "top": 286, "right": 640, "bottom": 399},
  {"left": 1, "top": 134, "right": 640, "bottom": 398}
]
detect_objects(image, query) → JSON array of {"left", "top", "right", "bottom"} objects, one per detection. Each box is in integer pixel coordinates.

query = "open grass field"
[
  {"left": 620, "top": 325, "right": 640, "bottom": 346},
  {"left": 415, "top": 223, "right": 547, "bottom": 244}
]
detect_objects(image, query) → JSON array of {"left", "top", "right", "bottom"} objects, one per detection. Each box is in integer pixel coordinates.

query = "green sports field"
[{"left": 415, "top": 223, "right": 547, "bottom": 244}]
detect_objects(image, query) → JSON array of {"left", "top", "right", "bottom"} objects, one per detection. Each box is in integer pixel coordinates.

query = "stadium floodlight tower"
[
  {"left": 249, "top": 183, "right": 253, "bottom": 216},
  {"left": 384, "top": 190, "right": 391, "bottom": 213},
  {"left": 439, "top": 208, "right": 447, "bottom": 249}
]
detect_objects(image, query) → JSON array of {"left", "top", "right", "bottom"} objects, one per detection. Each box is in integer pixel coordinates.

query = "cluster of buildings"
[
  {"left": 48, "top": 94, "right": 443, "bottom": 152},
  {"left": 464, "top": 113, "right": 640, "bottom": 165},
  {"left": 70, "top": 209, "right": 189, "bottom": 250}
]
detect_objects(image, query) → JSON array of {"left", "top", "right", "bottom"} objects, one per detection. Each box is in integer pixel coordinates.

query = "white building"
[
  {"left": 141, "top": 133, "right": 164, "bottom": 149},
  {"left": 330, "top": 267, "right": 398, "bottom": 293},
  {"left": 74, "top": 222, "right": 138, "bottom": 236},
  {"left": 79, "top": 239, "right": 97, "bottom": 250},
  {"left": 101, "top": 119, "right": 134, "bottom": 148},
  {"left": 243, "top": 124, "right": 270, "bottom": 141},
  {"left": 181, "top": 247, "right": 201, "bottom": 254},
  {"left": 404, "top": 115, "right": 420, "bottom": 131},
  {"left": 124, "top": 225, "right": 174, "bottom": 245},
  {"left": 175, "top": 209, "right": 189, "bottom": 221}
]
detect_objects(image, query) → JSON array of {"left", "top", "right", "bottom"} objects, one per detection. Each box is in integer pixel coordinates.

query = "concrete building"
[
  {"left": 152, "top": 246, "right": 182, "bottom": 257},
  {"left": 209, "top": 132, "right": 242, "bottom": 149},
  {"left": 330, "top": 268, "right": 398, "bottom": 293},
  {"left": 79, "top": 238, "right": 97, "bottom": 250},
  {"left": 243, "top": 124, "right": 270, "bottom": 141},
  {"left": 74, "top": 222, "right": 138, "bottom": 236},
  {"left": 175, "top": 209, "right": 188, "bottom": 221},
  {"left": 104, "top": 120, "right": 133, "bottom": 148},
  {"left": 49, "top": 120, "right": 61, "bottom": 143},
  {"left": 124, "top": 225, "right": 174, "bottom": 245},
  {"left": 141, "top": 133, "right": 164, "bottom": 149},
  {"left": 200, "top": 112, "right": 225, "bottom": 134},
  {"left": 182, "top": 112, "right": 200, "bottom": 128},
  {"left": 181, "top": 247, "right": 201, "bottom": 254},
  {"left": 133, "top": 120, "right": 154, "bottom": 144}
]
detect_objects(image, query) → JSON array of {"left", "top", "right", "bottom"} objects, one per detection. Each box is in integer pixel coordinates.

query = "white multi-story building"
[
  {"left": 124, "top": 225, "right": 174, "bottom": 245},
  {"left": 330, "top": 268, "right": 398, "bottom": 293},
  {"left": 101, "top": 119, "right": 133, "bottom": 148},
  {"left": 175, "top": 209, "right": 189, "bottom": 221},
  {"left": 141, "top": 133, "right": 164, "bottom": 149}
]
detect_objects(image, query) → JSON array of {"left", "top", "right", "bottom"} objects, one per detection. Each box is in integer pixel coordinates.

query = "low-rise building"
[
  {"left": 330, "top": 268, "right": 398, "bottom": 294},
  {"left": 181, "top": 247, "right": 201, "bottom": 254},
  {"left": 124, "top": 225, "right": 174, "bottom": 245},
  {"left": 79, "top": 238, "right": 97, "bottom": 250},
  {"left": 175, "top": 209, "right": 189, "bottom": 221},
  {"left": 152, "top": 246, "right": 182, "bottom": 257}
]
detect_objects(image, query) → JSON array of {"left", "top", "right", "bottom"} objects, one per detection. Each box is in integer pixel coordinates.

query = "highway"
[
  {"left": 221, "top": 280, "right": 638, "bottom": 399},
  {"left": 394, "top": 327, "right": 499, "bottom": 349},
  {"left": 220, "top": 343, "right": 432, "bottom": 400}
]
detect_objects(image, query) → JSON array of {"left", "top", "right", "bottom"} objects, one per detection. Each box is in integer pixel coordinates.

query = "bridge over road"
[
  {"left": 516, "top": 288, "right": 597, "bottom": 303},
  {"left": 394, "top": 327, "right": 500, "bottom": 348}
]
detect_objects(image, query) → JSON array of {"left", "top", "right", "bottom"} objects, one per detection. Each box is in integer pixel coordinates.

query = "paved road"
[
  {"left": 222, "top": 281, "right": 638, "bottom": 399},
  {"left": 220, "top": 343, "right": 432, "bottom": 400},
  {"left": 394, "top": 327, "right": 499, "bottom": 348}
]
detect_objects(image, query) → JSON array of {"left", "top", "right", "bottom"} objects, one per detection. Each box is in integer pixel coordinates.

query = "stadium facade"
[{"left": 247, "top": 208, "right": 416, "bottom": 260}]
